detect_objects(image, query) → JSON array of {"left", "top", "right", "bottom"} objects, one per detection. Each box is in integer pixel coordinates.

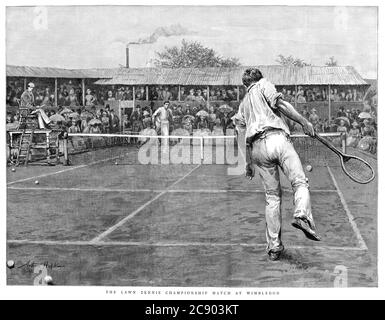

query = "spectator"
[
  {"left": 68, "top": 89, "right": 79, "bottom": 107},
  {"left": 337, "top": 107, "right": 347, "bottom": 118},
  {"left": 309, "top": 108, "right": 319, "bottom": 125},
  {"left": 107, "top": 90, "right": 115, "bottom": 101},
  {"left": 85, "top": 89, "right": 96, "bottom": 106},
  {"left": 101, "top": 111, "right": 110, "bottom": 133},
  {"left": 347, "top": 121, "right": 361, "bottom": 147},
  {"left": 110, "top": 109, "right": 120, "bottom": 133},
  {"left": 185, "top": 89, "right": 196, "bottom": 102},
  {"left": 195, "top": 89, "right": 206, "bottom": 105},
  {"left": 301, "top": 105, "right": 310, "bottom": 119}
]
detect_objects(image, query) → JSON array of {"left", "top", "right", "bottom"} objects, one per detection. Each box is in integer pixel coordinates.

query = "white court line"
[
  {"left": 90, "top": 164, "right": 202, "bottom": 243},
  {"left": 7, "top": 153, "right": 127, "bottom": 186},
  {"left": 326, "top": 166, "right": 368, "bottom": 251},
  {"left": 7, "top": 186, "right": 338, "bottom": 194},
  {"left": 6, "top": 239, "right": 365, "bottom": 251}
]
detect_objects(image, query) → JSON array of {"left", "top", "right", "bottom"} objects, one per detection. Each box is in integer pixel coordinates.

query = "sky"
[{"left": 6, "top": 5, "right": 378, "bottom": 78}]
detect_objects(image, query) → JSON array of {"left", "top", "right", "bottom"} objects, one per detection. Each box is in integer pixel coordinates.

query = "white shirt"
[
  {"left": 232, "top": 78, "right": 290, "bottom": 139},
  {"left": 153, "top": 106, "right": 170, "bottom": 123}
]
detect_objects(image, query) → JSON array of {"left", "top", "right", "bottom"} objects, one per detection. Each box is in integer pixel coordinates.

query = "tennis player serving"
[{"left": 232, "top": 68, "right": 321, "bottom": 261}]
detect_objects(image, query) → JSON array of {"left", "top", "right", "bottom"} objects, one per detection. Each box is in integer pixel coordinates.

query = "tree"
[
  {"left": 325, "top": 56, "right": 338, "bottom": 66},
  {"left": 154, "top": 39, "right": 241, "bottom": 68},
  {"left": 276, "top": 55, "right": 311, "bottom": 67}
]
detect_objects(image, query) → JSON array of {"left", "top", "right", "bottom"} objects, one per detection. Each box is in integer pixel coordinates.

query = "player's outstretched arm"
[{"left": 276, "top": 98, "right": 315, "bottom": 137}]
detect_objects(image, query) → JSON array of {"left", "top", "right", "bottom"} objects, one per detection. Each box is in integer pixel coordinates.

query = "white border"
[{"left": 0, "top": 0, "right": 383, "bottom": 300}]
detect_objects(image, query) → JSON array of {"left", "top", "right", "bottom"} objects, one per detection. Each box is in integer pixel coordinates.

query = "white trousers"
[
  {"left": 251, "top": 130, "right": 314, "bottom": 253},
  {"left": 31, "top": 109, "right": 51, "bottom": 129}
]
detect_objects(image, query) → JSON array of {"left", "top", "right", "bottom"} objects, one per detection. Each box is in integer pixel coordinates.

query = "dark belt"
[{"left": 246, "top": 128, "right": 287, "bottom": 147}]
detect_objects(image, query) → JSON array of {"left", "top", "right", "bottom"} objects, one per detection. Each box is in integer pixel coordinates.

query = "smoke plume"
[{"left": 129, "top": 24, "right": 194, "bottom": 45}]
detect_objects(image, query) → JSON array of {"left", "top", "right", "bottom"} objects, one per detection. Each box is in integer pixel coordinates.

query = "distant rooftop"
[{"left": 6, "top": 65, "right": 369, "bottom": 86}]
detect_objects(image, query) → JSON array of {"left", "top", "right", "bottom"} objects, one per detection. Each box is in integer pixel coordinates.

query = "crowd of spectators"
[
  {"left": 7, "top": 79, "right": 368, "bottom": 108},
  {"left": 291, "top": 104, "right": 377, "bottom": 154},
  {"left": 85, "top": 85, "right": 245, "bottom": 105},
  {"left": 6, "top": 104, "right": 120, "bottom": 135},
  {"left": 278, "top": 86, "right": 366, "bottom": 103},
  {"left": 6, "top": 79, "right": 377, "bottom": 154},
  {"left": 122, "top": 102, "right": 236, "bottom": 136}
]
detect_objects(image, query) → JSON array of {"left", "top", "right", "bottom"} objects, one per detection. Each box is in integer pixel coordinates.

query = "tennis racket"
[{"left": 314, "top": 133, "right": 375, "bottom": 184}]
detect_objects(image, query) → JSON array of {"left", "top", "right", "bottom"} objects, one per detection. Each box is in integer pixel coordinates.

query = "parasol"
[
  {"left": 182, "top": 115, "right": 195, "bottom": 123},
  {"left": 88, "top": 118, "right": 102, "bottom": 126},
  {"left": 196, "top": 110, "right": 209, "bottom": 118},
  {"left": 358, "top": 112, "right": 372, "bottom": 119},
  {"left": 60, "top": 107, "right": 73, "bottom": 115},
  {"left": 218, "top": 104, "right": 233, "bottom": 113},
  {"left": 69, "top": 112, "right": 81, "bottom": 120},
  {"left": 49, "top": 114, "right": 66, "bottom": 123},
  {"left": 335, "top": 117, "right": 350, "bottom": 126}
]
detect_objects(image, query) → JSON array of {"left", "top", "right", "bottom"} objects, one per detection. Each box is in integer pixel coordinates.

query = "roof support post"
[
  {"left": 294, "top": 84, "right": 298, "bottom": 109},
  {"left": 237, "top": 86, "right": 240, "bottom": 102},
  {"left": 82, "top": 79, "right": 85, "bottom": 107},
  {"left": 146, "top": 85, "right": 149, "bottom": 101},
  {"left": 54, "top": 78, "right": 58, "bottom": 108},
  {"left": 207, "top": 86, "right": 210, "bottom": 109},
  {"left": 328, "top": 84, "right": 331, "bottom": 121},
  {"left": 24, "top": 78, "right": 27, "bottom": 91},
  {"left": 178, "top": 85, "right": 181, "bottom": 102}
]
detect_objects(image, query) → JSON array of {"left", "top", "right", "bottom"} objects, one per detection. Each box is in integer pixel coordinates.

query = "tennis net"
[{"left": 65, "top": 131, "right": 346, "bottom": 167}]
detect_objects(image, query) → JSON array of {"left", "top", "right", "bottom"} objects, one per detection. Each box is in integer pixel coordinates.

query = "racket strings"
[{"left": 343, "top": 157, "right": 374, "bottom": 183}]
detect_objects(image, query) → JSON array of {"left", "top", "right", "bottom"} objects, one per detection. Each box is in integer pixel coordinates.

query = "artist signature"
[{"left": 18, "top": 261, "right": 65, "bottom": 272}]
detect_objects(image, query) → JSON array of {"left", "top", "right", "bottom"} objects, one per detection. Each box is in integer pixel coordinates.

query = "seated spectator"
[
  {"left": 68, "top": 89, "right": 79, "bottom": 107},
  {"left": 180, "top": 87, "right": 187, "bottom": 101},
  {"left": 292, "top": 121, "right": 303, "bottom": 134},
  {"left": 226, "top": 89, "right": 236, "bottom": 101},
  {"left": 219, "top": 89, "right": 229, "bottom": 101},
  {"left": 162, "top": 86, "right": 173, "bottom": 101},
  {"left": 333, "top": 89, "right": 340, "bottom": 102},
  {"left": 124, "top": 88, "right": 133, "bottom": 100},
  {"left": 358, "top": 119, "right": 377, "bottom": 154},
  {"left": 347, "top": 121, "right": 361, "bottom": 147},
  {"left": 107, "top": 90, "right": 115, "bottom": 101},
  {"left": 301, "top": 105, "right": 310, "bottom": 119},
  {"left": 195, "top": 89, "right": 206, "bottom": 105},
  {"left": 309, "top": 108, "right": 319, "bottom": 125},
  {"left": 109, "top": 109, "right": 120, "bottom": 133},
  {"left": 296, "top": 92, "right": 306, "bottom": 103},
  {"left": 209, "top": 90, "right": 218, "bottom": 101},
  {"left": 345, "top": 89, "right": 353, "bottom": 101},
  {"left": 85, "top": 89, "right": 96, "bottom": 106},
  {"left": 185, "top": 89, "right": 196, "bottom": 102}
]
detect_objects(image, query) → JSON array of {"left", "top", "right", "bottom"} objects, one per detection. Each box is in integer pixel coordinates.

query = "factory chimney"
[{"left": 126, "top": 45, "right": 130, "bottom": 68}]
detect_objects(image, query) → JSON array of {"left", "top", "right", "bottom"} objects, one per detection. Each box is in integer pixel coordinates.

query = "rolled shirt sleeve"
[
  {"left": 261, "top": 80, "right": 283, "bottom": 109},
  {"left": 231, "top": 100, "right": 246, "bottom": 129}
]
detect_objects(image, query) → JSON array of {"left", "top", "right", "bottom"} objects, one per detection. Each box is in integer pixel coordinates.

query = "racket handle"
[{"left": 314, "top": 132, "right": 343, "bottom": 157}]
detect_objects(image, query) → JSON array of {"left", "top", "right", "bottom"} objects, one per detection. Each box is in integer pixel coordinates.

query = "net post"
[
  {"left": 341, "top": 132, "right": 347, "bottom": 153},
  {"left": 63, "top": 136, "right": 68, "bottom": 164},
  {"left": 200, "top": 136, "right": 204, "bottom": 163}
]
